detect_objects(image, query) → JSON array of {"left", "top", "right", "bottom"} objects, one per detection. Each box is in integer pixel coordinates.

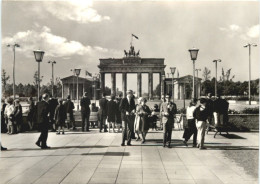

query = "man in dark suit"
[
  {"left": 35, "top": 93, "right": 51, "bottom": 149},
  {"left": 80, "top": 92, "right": 91, "bottom": 132},
  {"left": 119, "top": 90, "right": 136, "bottom": 146},
  {"left": 160, "top": 94, "right": 177, "bottom": 148},
  {"left": 64, "top": 95, "right": 76, "bottom": 130},
  {"left": 99, "top": 93, "right": 108, "bottom": 132},
  {"left": 48, "top": 95, "right": 58, "bottom": 132}
]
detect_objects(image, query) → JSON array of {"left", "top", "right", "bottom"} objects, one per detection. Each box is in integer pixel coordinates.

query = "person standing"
[
  {"left": 27, "top": 97, "right": 35, "bottom": 130},
  {"left": 1, "top": 99, "right": 7, "bottom": 133},
  {"left": 120, "top": 90, "right": 136, "bottom": 146},
  {"left": 107, "top": 95, "right": 117, "bottom": 133},
  {"left": 206, "top": 93, "right": 214, "bottom": 132},
  {"left": 151, "top": 104, "right": 160, "bottom": 131},
  {"left": 35, "top": 93, "right": 51, "bottom": 149},
  {"left": 213, "top": 95, "right": 229, "bottom": 128},
  {"left": 182, "top": 98, "right": 198, "bottom": 147},
  {"left": 48, "top": 95, "right": 58, "bottom": 132},
  {"left": 13, "top": 99, "right": 23, "bottom": 133},
  {"left": 80, "top": 92, "right": 91, "bottom": 132},
  {"left": 193, "top": 98, "right": 210, "bottom": 150},
  {"left": 64, "top": 95, "right": 76, "bottom": 130},
  {"left": 115, "top": 93, "right": 123, "bottom": 132},
  {"left": 55, "top": 99, "right": 66, "bottom": 135},
  {"left": 4, "top": 98, "right": 15, "bottom": 134},
  {"left": 99, "top": 93, "right": 108, "bottom": 132},
  {"left": 160, "top": 95, "right": 177, "bottom": 148},
  {"left": 135, "top": 97, "right": 151, "bottom": 144}
]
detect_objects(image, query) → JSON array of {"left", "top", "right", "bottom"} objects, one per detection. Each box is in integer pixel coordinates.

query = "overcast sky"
[{"left": 1, "top": 1, "right": 259, "bottom": 93}]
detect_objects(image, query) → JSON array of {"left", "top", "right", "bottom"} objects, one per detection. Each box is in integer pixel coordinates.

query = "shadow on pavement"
[
  {"left": 220, "top": 134, "right": 246, "bottom": 139},
  {"left": 82, "top": 152, "right": 129, "bottom": 156}
]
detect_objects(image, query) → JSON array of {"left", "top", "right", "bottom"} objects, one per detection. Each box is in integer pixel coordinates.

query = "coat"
[
  {"left": 119, "top": 97, "right": 136, "bottom": 121},
  {"left": 135, "top": 104, "right": 151, "bottom": 132},
  {"left": 99, "top": 97, "right": 108, "bottom": 118},
  {"left": 28, "top": 101, "right": 35, "bottom": 121},
  {"left": 80, "top": 97, "right": 91, "bottom": 114},
  {"left": 107, "top": 100, "right": 117, "bottom": 122},
  {"left": 13, "top": 104, "right": 23, "bottom": 125},
  {"left": 116, "top": 98, "right": 122, "bottom": 124},
  {"left": 54, "top": 104, "right": 66, "bottom": 126},
  {"left": 64, "top": 100, "right": 74, "bottom": 114},
  {"left": 48, "top": 98, "right": 58, "bottom": 119},
  {"left": 160, "top": 102, "right": 177, "bottom": 124},
  {"left": 35, "top": 100, "right": 50, "bottom": 128}
]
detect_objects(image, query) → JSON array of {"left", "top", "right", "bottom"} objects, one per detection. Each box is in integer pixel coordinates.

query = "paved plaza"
[{"left": 0, "top": 130, "right": 258, "bottom": 184}]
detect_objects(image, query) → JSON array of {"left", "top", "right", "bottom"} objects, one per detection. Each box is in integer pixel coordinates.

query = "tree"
[
  {"left": 2, "top": 69, "right": 10, "bottom": 96},
  {"left": 219, "top": 68, "right": 235, "bottom": 82},
  {"left": 202, "top": 67, "right": 211, "bottom": 81}
]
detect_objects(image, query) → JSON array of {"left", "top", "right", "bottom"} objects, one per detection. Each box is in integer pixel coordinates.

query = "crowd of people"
[{"left": 1, "top": 90, "right": 228, "bottom": 151}]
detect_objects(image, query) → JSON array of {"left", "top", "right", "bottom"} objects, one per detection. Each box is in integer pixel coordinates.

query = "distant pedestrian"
[
  {"left": 213, "top": 95, "right": 229, "bottom": 127},
  {"left": 64, "top": 95, "right": 76, "bottom": 130},
  {"left": 55, "top": 99, "right": 66, "bottom": 135},
  {"left": 120, "top": 90, "right": 136, "bottom": 146},
  {"left": 193, "top": 98, "right": 210, "bottom": 150},
  {"left": 35, "top": 93, "right": 51, "bottom": 149},
  {"left": 99, "top": 93, "right": 108, "bottom": 132},
  {"left": 4, "top": 98, "right": 15, "bottom": 134},
  {"left": 80, "top": 92, "right": 91, "bottom": 132},
  {"left": 107, "top": 95, "right": 117, "bottom": 133},
  {"left": 160, "top": 95, "right": 177, "bottom": 148},
  {"left": 151, "top": 104, "right": 160, "bottom": 131},
  {"left": 1, "top": 99, "right": 7, "bottom": 133},
  {"left": 90, "top": 103, "right": 99, "bottom": 128},
  {"left": 27, "top": 97, "right": 35, "bottom": 130},
  {"left": 135, "top": 97, "right": 151, "bottom": 144},
  {"left": 182, "top": 98, "right": 198, "bottom": 147},
  {"left": 13, "top": 99, "right": 23, "bottom": 133},
  {"left": 206, "top": 93, "right": 214, "bottom": 132},
  {"left": 48, "top": 95, "right": 59, "bottom": 132},
  {"left": 115, "top": 93, "right": 123, "bottom": 132}
]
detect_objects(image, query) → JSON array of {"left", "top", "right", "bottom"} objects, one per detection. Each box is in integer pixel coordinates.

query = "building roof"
[{"left": 60, "top": 75, "right": 93, "bottom": 83}]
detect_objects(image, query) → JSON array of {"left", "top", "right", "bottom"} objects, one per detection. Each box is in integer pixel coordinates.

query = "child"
[
  {"left": 55, "top": 99, "right": 66, "bottom": 135},
  {"left": 151, "top": 104, "right": 160, "bottom": 131}
]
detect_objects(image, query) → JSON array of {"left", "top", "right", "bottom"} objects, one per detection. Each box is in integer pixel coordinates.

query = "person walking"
[
  {"left": 1, "top": 99, "right": 7, "bottom": 133},
  {"left": 135, "top": 97, "right": 151, "bottom": 144},
  {"left": 213, "top": 95, "right": 229, "bottom": 128},
  {"left": 99, "top": 93, "right": 108, "bottom": 132},
  {"left": 107, "top": 95, "right": 117, "bottom": 133},
  {"left": 35, "top": 93, "right": 51, "bottom": 149},
  {"left": 55, "top": 99, "right": 66, "bottom": 135},
  {"left": 206, "top": 93, "right": 214, "bottom": 132},
  {"left": 115, "top": 93, "right": 123, "bottom": 132},
  {"left": 13, "top": 99, "right": 23, "bottom": 133},
  {"left": 182, "top": 98, "right": 198, "bottom": 147},
  {"left": 80, "top": 92, "right": 91, "bottom": 132},
  {"left": 4, "top": 98, "right": 15, "bottom": 134},
  {"left": 120, "top": 90, "right": 136, "bottom": 146},
  {"left": 27, "top": 97, "right": 35, "bottom": 130},
  {"left": 160, "top": 95, "right": 177, "bottom": 148},
  {"left": 64, "top": 95, "right": 76, "bottom": 130},
  {"left": 193, "top": 98, "right": 210, "bottom": 150},
  {"left": 48, "top": 95, "right": 58, "bottom": 132}
]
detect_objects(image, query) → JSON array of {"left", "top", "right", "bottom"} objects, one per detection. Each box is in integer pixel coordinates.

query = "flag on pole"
[
  {"left": 86, "top": 70, "right": 92, "bottom": 77},
  {"left": 132, "top": 34, "right": 139, "bottom": 39}
]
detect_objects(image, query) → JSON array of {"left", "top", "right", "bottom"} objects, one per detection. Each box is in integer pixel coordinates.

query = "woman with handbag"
[{"left": 4, "top": 98, "right": 15, "bottom": 134}]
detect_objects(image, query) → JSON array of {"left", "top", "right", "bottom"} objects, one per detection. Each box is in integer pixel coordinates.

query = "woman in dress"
[
  {"left": 135, "top": 97, "right": 151, "bottom": 144},
  {"left": 27, "top": 97, "right": 35, "bottom": 130},
  {"left": 107, "top": 95, "right": 117, "bottom": 132},
  {"left": 13, "top": 99, "right": 23, "bottom": 133}
]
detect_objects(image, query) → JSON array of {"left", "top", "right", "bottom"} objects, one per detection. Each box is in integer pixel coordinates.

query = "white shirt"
[
  {"left": 4, "top": 104, "right": 14, "bottom": 118},
  {"left": 186, "top": 106, "right": 196, "bottom": 120}
]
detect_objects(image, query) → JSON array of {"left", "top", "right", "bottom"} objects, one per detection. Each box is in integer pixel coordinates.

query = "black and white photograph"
[{"left": 0, "top": 0, "right": 259, "bottom": 184}]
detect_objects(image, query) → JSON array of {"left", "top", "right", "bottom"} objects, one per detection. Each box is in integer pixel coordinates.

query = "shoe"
[
  {"left": 200, "top": 147, "right": 207, "bottom": 150},
  {"left": 99, "top": 130, "right": 102, "bottom": 133},
  {"left": 72, "top": 127, "right": 77, "bottom": 130},
  {"left": 41, "top": 146, "right": 51, "bottom": 149},
  {"left": 86, "top": 130, "right": 90, "bottom": 132},
  {"left": 104, "top": 130, "right": 108, "bottom": 132},
  {"left": 163, "top": 144, "right": 166, "bottom": 148},
  {"left": 121, "top": 143, "right": 125, "bottom": 146},
  {"left": 192, "top": 144, "right": 197, "bottom": 147},
  {"left": 141, "top": 140, "right": 145, "bottom": 144},
  {"left": 35, "top": 141, "right": 41, "bottom": 148},
  {"left": 167, "top": 144, "right": 172, "bottom": 148},
  {"left": 136, "top": 137, "right": 141, "bottom": 141},
  {"left": 51, "top": 129, "right": 56, "bottom": 132},
  {"left": 56, "top": 132, "right": 60, "bottom": 135},
  {"left": 127, "top": 143, "right": 132, "bottom": 146},
  {"left": 183, "top": 140, "right": 188, "bottom": 147},
  {"left": 62, "top": 132, "right": 65, "bottom": 135},
  {"left": 1, "top": 146, "right": 7, "bottom": 151}
]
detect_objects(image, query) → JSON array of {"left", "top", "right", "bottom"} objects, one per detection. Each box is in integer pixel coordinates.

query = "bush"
[{"left": 241, "top": 107, "right": 259, "bottom": 114}]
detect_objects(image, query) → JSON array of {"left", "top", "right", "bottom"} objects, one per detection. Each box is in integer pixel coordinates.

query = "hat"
[
  {"left": 127, "top": 90, "right": 133, "bottom": 95},
  {"left": 84, "top": 92, "right": 88, "bottom": 96},
  {"left": 67, "top": 95, "right": 71, "bottom": 100}
]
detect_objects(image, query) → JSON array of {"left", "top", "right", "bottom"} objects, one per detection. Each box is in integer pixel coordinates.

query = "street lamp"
[
  {"left": 188, "top": 47, "right": 199, "bottom": 99},
  {"left": 33, "top": 49, "right": 45, "bottom": 101},
  {"left": 170, "top": 67, "right": 176, "bottom": 102},
  {"left": 74, "top": 69, "right": 81, "bottom": 110},
  {"left": 93, "top": 75, "right": 97, "bottom": 105},
  {"left": 161, "top": 74, "right": 165, "bottom": 98},
  {"left": 244, "top": 43, "right": 257, "bottom": 105},
  {"left": 195, "top": 68, "right": 201, "bottom": 98},
  {"left": 48, "top": 60, "right": 56, "bottom": 97},
  {"left": 213, "top": 59, "right": 221, "bottom": 98},
  {"left": 7, "top": 43, "right": 20, "bottom": 99}
]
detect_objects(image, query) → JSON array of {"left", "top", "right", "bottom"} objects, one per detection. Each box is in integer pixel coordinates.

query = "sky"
[{"left": 1, "top": 0, "right": 259, "bottom": 93}]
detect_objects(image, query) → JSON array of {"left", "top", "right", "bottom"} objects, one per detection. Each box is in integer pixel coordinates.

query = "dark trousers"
[
  {"left": 100, "top": 116, "right": 107, "bottom": 131},
  {"left": 122, "top": 117, "right": 132, "bottom": 144},
  {"left": 81, "top": 112, "right": 90, "bottom": 131},
  {"left": 182, "top": 119, "right": 197, "bottom": 145},
  {"left": 128, "top": 115, "right": 135, "bottom": 139},
  {"left": 37, "top": 124, "right": 48, "bottom": 147},
  {"left": 163, "top": 123, "right": 173, "bottom": 145}
]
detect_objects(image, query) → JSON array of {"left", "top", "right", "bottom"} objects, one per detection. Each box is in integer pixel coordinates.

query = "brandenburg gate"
[{"left": 98, "top": 46, "right": 166, "bottom": 99}]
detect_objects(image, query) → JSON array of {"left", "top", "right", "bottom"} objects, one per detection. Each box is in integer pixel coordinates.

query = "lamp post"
[
  {"left": 74, "top": 69, "right": 81, "bottom": 110},
  {"left": 244, "top": 43, "right": 257, "bottom": 105},
  {"left": 93, "top": 75, "right": 97, "bottom": 105},
  {"left": 33, "top": 49, "right": 45, "bottom": 101},
  {"left": 188, "top": 47, "right": 199, "bottom": 99},
  {"left": 161, "top": 74, "right": 165, "bottom": 97},
  {"left": 7, "top": 43, "right": 20, "bottom": 99},
  {"left": 170, "top": 67, "right": 176, "bottom": 101},
  {"left": 195, "top": 68, "right": 201, "bottom": 98},
  {"left": 48, "top": 60, "right": 56, "bottom": 97},
  {"left": 212, "top": 59, "right": 221, "bottom": 98}
]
